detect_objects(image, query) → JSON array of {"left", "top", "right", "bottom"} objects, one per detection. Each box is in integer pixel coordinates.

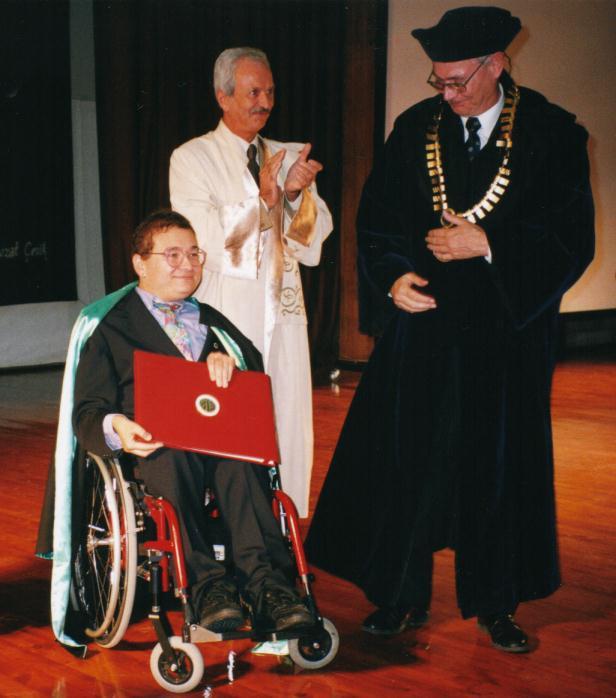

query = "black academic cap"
[{"left": 411, "top": 6, "right": 521, "bottom": 62}]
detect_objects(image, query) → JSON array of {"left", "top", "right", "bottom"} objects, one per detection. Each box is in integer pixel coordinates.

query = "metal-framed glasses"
[
  {"left": 427, "top": 57, "right": 489, "bottom": 93},
  {"left": 148, "top": 246, "right": 206, "bottom": 267}
]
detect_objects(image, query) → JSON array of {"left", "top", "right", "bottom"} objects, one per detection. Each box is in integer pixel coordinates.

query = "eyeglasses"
[
  {"left": 427, "top": 57, "right": 489, "bottom": 93},
  {"left": 147, "top": 247, "right": 206, "bottom": 267}
]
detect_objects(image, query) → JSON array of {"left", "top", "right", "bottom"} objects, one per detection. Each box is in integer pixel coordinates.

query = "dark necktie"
[
  {"left": 465, "top": 117, "right": 481, "bottom": 160},
  {"left": 247, "top": 143, "right": 260, "bottom": 185}
]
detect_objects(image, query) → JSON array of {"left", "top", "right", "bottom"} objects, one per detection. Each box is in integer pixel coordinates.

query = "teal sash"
[
  {"left": 210, "top": 326, "right": 247, "bottom": 370},
  {"left": 48, "top": 282, "right": 137, "bottom": 651}
]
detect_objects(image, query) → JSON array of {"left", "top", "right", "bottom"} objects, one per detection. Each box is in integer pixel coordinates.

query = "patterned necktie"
[
  {"left": 465, "top": 116, "right": 481, "bottom": 160},
  {"left": 152, "top": 301, "right": 193, "bottom": 360},
  {"left": 247, "top": 143, "right": 260, "bottom": 185}
]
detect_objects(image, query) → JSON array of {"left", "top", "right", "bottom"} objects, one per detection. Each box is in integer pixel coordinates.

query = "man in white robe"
[{"left": 170, "top": 47, "right": 333, "bottom": 517}]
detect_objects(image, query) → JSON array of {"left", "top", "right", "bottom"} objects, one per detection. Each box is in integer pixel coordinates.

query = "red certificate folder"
[{"left": 133, "top": 350, "right": 280, "bottom": 465}]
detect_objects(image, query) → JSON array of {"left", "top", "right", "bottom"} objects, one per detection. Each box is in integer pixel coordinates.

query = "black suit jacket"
[{"left": 73, "top": 290, "right": 263, "bottom": 456}]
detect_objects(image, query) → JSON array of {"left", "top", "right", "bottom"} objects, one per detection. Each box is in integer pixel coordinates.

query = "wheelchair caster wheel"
[
  {"left": 288, "top": 617, "right": 339, "bottom": 669},
  {"left": 150, "top": 636, "right": 204, "bottom": 693}
]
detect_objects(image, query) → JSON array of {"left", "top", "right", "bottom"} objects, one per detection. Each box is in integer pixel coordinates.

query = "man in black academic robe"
[{"left": 305, "top": 6, "right": 594, "bottom": 653}]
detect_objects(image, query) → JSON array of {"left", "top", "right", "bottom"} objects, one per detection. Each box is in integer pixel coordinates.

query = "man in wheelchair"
[{"left": 72, "top": 209, "right": 314, "bottom": 635}]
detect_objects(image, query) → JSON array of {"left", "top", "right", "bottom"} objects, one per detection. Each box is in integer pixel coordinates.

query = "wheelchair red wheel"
[{"left": 150, "top": 636, "right": 204, "bottom": 693}]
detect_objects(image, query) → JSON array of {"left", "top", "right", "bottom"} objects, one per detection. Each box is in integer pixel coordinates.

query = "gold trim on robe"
[
  {"left": 220, "top": 196, "right": 264, "bottom": 278},
  {"left": 286, "top": 188, "right": 318, "bottom": 247}
]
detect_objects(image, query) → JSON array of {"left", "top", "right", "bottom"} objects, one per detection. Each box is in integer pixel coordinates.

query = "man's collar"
[
  {"left": 460, "top": 84, "right": 505, "bottom": 147},
  {"left": 461, "top": 83, "right": 504, "bottom": 128},
  {"left": 135, "top": 286, "right": 197, "bottom": 310},
  {"left": 218, "top": 119, "right": 259, "bottom": 156}
]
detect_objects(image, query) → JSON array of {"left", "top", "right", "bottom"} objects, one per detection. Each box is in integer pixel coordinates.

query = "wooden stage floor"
[{"left": 0, "top": 358, "right": 614, "bottom": 697}]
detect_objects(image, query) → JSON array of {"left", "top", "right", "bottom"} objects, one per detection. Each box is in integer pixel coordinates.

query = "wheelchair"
[{"left": 71, "top": 452, "right": 339, "bottom": 693}]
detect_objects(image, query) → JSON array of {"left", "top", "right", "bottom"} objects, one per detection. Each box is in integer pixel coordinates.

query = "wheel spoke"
[{"left": 72, "top": 457, "right": 139, "bottom": 647}]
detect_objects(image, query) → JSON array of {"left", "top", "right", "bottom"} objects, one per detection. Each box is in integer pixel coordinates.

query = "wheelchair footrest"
[{"left": 188, "top": 622, "right": 324, "bottom": 644}]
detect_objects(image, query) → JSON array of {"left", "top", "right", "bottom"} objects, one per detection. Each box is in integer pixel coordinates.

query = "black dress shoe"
[
  {"left": 256, "top": 585, "right": 315, "bottom": 632},
  {"left": 477, "top": 614, "right": 530, "bottom": 653},
  {"left": 198, "top": 579, "right": 244, "bottom": 632},
  {"left": 362, "top": 606, "right": 429, "bottom": 636}
]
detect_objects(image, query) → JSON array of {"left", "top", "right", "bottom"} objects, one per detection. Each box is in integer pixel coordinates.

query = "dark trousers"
[
  {"left": 138, "top": 449, "right": 292, "bottom": 601},
  {"left": 398, "top": 548, "right": 518, "bottom": 619},
  {"left": 398, "top": 548, "right": 433, "bottom": 611}
]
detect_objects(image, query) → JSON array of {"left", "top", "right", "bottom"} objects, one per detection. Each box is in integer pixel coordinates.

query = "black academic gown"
[{"left": 305, "top": 75, "right": 594, "bottom": 618}]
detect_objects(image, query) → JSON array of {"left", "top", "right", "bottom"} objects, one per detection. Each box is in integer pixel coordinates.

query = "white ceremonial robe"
[{"left": 170, "top": 120, "right": 333, "bottom": 517}]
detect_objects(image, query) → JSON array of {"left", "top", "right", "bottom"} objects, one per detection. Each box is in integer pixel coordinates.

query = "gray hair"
[{"left": 213, "top": 47, "right": 271, "bottom": 96}]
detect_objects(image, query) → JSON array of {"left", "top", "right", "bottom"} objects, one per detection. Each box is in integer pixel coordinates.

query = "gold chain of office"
[{"left": 426, "top": 82, "right": 520, "bottom": 225}]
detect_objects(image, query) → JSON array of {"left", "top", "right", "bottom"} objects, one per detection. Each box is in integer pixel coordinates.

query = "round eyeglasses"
[
  {"left": 427, "top": 57, "right": 489, "bottom": 94},
  {"left": 148, "top": 247, "right": 206, "bottom": 267}
]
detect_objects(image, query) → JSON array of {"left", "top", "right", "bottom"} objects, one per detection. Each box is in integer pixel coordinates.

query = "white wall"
[{"left": 387, "top": 0, "right": 616, "bottom": 312}]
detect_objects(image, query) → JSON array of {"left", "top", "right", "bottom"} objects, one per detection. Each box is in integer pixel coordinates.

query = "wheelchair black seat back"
[{"left": 70, "top": 452, "right": 339, "bottom": 693}]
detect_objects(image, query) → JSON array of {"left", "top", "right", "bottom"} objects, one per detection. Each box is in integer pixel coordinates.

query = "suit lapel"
[
  {"left": 122, "top": 291, "right": 186, "bottom": 359},
  {"left": 441, "top": 105, "right": 506, "bottom": 212},
  {"left": 196, "top": 304, "right": 226, "bottom": 362},
  {"left": 440, "top": 107, "right": 470, "bottom": 212}
]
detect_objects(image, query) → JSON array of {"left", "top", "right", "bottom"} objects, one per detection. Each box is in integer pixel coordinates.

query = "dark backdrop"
[
  {"left": 0, "top": 0, "right": 75, "bottom": 306},
  {"left": 94, "top": 0, "right": 387, "bottom": 376}
]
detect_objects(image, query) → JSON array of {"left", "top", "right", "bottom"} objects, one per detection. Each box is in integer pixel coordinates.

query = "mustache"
[{"left": 250, "top": 107, "right": 271, "bottom": 115}]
